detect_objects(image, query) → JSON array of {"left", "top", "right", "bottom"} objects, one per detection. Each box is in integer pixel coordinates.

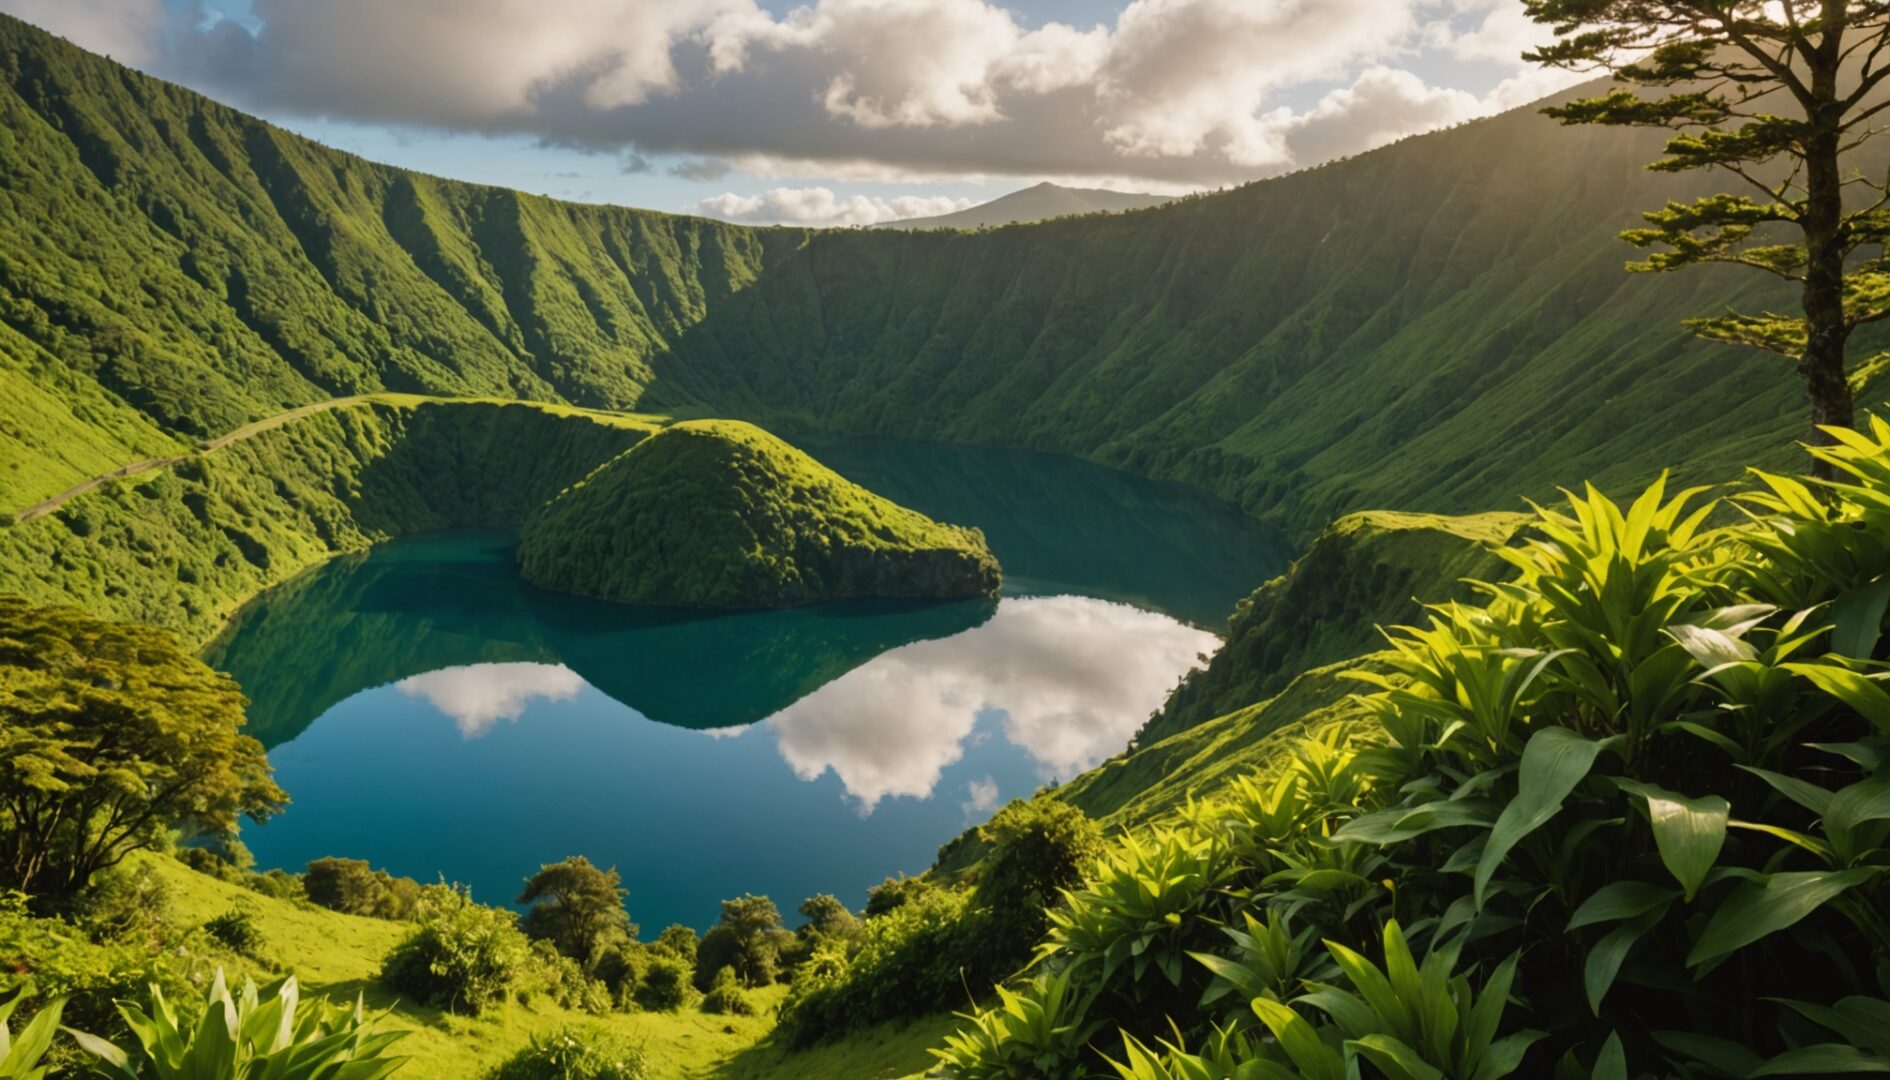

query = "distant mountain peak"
[{"left": 877, "top": 182, "right": 1174, "bottom": 231}]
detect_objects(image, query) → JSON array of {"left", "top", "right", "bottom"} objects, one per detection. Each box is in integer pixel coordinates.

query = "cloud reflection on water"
[
  {"left": 767, "top": 596, "right": 1217, "bottom": 812},
  {"left": 387, "top": 596, "right": 1216, "bottom": 810},
  {"left": 396, "top": 661, "right": 585, "bottom": 738}
]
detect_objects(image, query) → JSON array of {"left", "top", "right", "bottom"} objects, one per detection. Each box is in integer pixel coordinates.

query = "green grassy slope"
[
  {"left": 1141, "top": 509, "right": 1528, "bottom": 743},
  {"left": 1035, "top": 507, "right": 1525, "bottom": 827},
  {"left": 0, "top": 12, "right": 1873, "bottom": 539},
  {"left": 0, "top": 398, "right": 658, "bottom": 645},
  {"left": 518, "top": 419, "right": 1000, "bottom": 607},
  {"left": 93, "top": 854, "right": 949, "bottom": 1079}
]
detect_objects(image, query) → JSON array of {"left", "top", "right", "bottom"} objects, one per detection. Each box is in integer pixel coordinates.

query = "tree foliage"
[
  {"left": 517, "top": 856, "right": 633, "bottom": 964},
  {"left": 0, "top": 597, "right": 283, "bottom": 903},
  {"left": 1525, "top": 0, "right": 1890, "bottom": 454}
]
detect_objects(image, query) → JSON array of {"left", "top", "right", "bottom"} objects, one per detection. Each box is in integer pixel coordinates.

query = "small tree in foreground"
[
  {"left": 517, "top": 855, "right": 632, "bottom": 964},
  {"left": 1523, "top": 0, "right": 1890, "bottom": 467},
  {"left": 0, "top": 596, "right": 284, "bottom": 903}
]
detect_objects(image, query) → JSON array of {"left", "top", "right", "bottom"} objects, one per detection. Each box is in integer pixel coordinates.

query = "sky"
[{"left": 0, "top": 0, "right": 1584, "bottom": 226}]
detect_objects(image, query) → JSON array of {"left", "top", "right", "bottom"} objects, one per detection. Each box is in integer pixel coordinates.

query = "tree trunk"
[{"left": 1800, "top": 72, "right": 1856, "bottom": 479}]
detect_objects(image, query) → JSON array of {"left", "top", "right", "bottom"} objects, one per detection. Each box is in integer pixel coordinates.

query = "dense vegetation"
[
  {"left": 518, "top": 420, "right": 1000, "bottom": 607},
  {"left": 2, "top": 12, "right": 1882, "bottom": 543},
  {"left": 0, "top": 397, "right": 654, "bottom": 645},
  {"left": 10, "top": 9, "right": 1890, "bottom": 1078},
  {"left": 0, "top": 596, "right": 281, "bottom": 903},
  {"left": 1142, "top": 510, "right": 1527, "bottom": 744},
  {"left": 901, "top": 422, "right": 1890, "bottom": 1076}
]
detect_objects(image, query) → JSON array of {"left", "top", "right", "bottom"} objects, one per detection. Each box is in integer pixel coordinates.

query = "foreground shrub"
[
  {"left": 304, "top": 857, "right": 422, "bottom": 920},
  {"left": 924, "top": 424, "right": 1890, "bottom": 1076},
  {"left": 0, "top": 893, "right": 193, "bottom": 1059},
  {"left": 528, "top": 941, "right": 613, "bottom": 1015},
  {"left": 929, "top": 971, "right": 1097, "bottom": 1080},
  {"left": 699, "top": 965, "right": 754, "bottom": 1016},
  {"left": 518, "top": 856, "right": 633, "bottom": 964},
  {"left": 202, "top": 907, "right": 266, "bottom": 959},
  {"left": 633, "top": 953, "right": 694, "bottom": 1012},
  {"left": 380, "top": 886, "right": 531, "bottom": 1015},
  {"left": 70, "top": 970, "right": 406, "bottom": 1078},
  {"left": 72, "top": 864, "right": 173, "bottom": 947},
  {"left": 693, "top": 895, "right": 787, "bottom": 989},
  {"left": 487, "top": 1026, "right": 647, "bottom": 1080},
  {"left": 970, "top": 797, "right": 1101, "bottom": 970},
  {"left": 776, "top": 887, "right": 977, "bottom": 1047}
]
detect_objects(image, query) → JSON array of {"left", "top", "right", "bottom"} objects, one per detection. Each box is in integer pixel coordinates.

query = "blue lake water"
[{"left": 204, "top": 439, "right": 1286, "bottom": 932}]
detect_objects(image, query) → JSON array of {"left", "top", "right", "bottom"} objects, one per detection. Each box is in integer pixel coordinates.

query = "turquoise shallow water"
[{"left": 205, "top": 439, "right": 1286, "bottom": 931}]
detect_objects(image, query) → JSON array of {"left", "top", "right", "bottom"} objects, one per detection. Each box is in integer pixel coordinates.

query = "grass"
[
  {"left": 136, "top": 853, "right": 948, "bottom": 1078},
  {"left": 1142, "top": 508, "right": 1530, "bottom": 742}
]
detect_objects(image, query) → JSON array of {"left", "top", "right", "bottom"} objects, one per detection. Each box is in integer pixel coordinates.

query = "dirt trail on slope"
[{"left": 10, "top": 395, "right": 377, "bottom": 524}]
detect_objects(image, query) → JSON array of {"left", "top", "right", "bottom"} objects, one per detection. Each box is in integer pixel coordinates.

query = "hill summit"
[
  {"left": 516, "top": 420, "right": 1002, "bottom": 608},
  {"left": 877, "top": 181, "right": 1173, "bottom": 230}
]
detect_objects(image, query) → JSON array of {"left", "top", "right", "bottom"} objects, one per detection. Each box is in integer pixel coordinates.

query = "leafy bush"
[
  {"left": 863, "top": 874, "right": 936, "bottom": 917},
  {"left": 72, "top": 864, "right": 173, "bottom": 947},
  {"left": 926, "top": 423, "right": 1890, "bottom": 1076},
  {"left": 69, "top": 970, "right": 406, "bottom": 1078},
  {"left": 486, "top": 1026, "right": 648, "bottom": 1080},
  {"left": 929, "top": 972, "right": 1097, "bottom": 1080},
  {"left": 776, "top": 887, "right": 979, "bottom": 1047},
  {"left": 971, "top": 798, "right": 1101, "bottom": 960},
  {"left": 304, "top": 857, "right": 422, "bottom": 920},
  {"left": 379, "top": 886, "right": 532, "bottom": 1015},
  {"left": 518, "top": 856, "right": 632, "bottom": 964},
  {"left": 652, "top": 925, "right": 698, "bottom": 965},
  {"left": 699, "top": 965, "right": 754, "bottom": 1017},
  {"left": 527, "top": 941, "right": 613, "bottom": 1016},
  {"left": 633, "top": 954, "right": 694, "bottom": 1013},
  {"left": 202, "top": 907, "right": 266, "bottom": 959},
  {"left": 693, "top": 895, "right": 787, "bottom": 990}
]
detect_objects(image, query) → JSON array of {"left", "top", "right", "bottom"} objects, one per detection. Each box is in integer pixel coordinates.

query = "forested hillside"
[{"left": 0, "top": 13, "right": 1869, "bottom": 537}]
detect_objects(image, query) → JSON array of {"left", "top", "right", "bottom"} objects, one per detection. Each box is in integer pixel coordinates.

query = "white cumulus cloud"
[
  {"left": 0, "top": 0, "right": 1589, "bottom": 187},
  {"left": 698, "top": 186, "right": 972, "bottom": 226}
]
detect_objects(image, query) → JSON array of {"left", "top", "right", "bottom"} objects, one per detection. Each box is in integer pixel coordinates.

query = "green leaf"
[
  {"left": 1585, "top": 907, "right": 1665, "bottom": 1015},
  {"left": 1631, "top": 783, "right": 1728, "bottom": 900},
  {"left": 1785, "top": 664, "right": 1890, "bottom": 735},
  {"left": 1832, "top": 577, "right": 1890, "bottom": 660},
  {"left": 1251, "top": 999, "right": 1345, "bottom": 1080},
  {"left": 1567, "top": 881, "right": 1679, "bottom": 931},
  {"left": 1475, "top": 728, "right": 1606, "bottom": 907},
  {"left": 1738, "top": 766, "right": 1834, "bottom": 817},
  {"left": 1652, "top": 1030, "right": 1764, "bottom": 1077},
  {"left": 1593, "top": 1033, "right": 1627, "bottom": 1080},
  {"left": 1667, "top": 624, "right": 1756, "bottom": 667},
  {"left": 1687, "top": 868, "right": 1882, "bottom": 967},
  {"left": 1825, "top": 775, "right": 1890, "bottom": 860},
  {"left": 1750, "top": 1044, "right": 1890, "bottom": 1075},
  {"left": 1348, "top": 1034, "right": 1447, "bottom": 1080}
]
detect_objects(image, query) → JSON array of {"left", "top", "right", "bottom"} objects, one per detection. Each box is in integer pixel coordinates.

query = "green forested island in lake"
[{"left": 516, "top": 420, "right": 1000, "bottom": 608}]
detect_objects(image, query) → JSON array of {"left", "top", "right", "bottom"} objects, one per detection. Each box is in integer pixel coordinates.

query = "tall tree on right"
[{"left": 1523, "top": 0, "right": 1890, "bottom": 470}]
